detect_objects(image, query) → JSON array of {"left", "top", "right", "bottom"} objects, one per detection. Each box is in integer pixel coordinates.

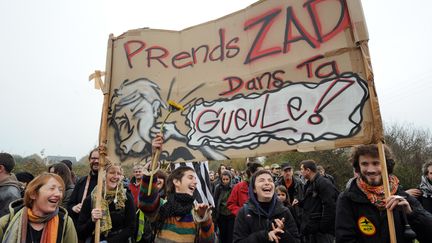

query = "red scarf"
[
  {"left": 357, "top": 175, "right": 399, "bottom": 210},
  {"left": 284, "top": 178, "right": 293, "bottom": 189}
]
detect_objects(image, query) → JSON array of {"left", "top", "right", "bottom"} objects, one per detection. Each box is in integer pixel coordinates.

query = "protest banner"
[
  {"left": 101, "top": 0, "right": 381, "bottom": 164},
  {"left": 93, "top": 1, "right": 396, "bottom": 241}
]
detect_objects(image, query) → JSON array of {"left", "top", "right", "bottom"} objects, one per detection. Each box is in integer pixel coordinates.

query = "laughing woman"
[
  {"left": 77, "top": 161, "right": 135, "bottom": 243},
  {"left": 233, "top": 170, "right": 300, "bottom": 243},
  {"left": 0, "top": 173, "right": 78, "bottom": 243}
]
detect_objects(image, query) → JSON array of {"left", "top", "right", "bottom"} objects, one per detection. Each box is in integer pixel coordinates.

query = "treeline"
[
  {"left": 210, "top": 123, "right": 432, "bottom": 191},
  {"left": 11, "top": 123, "right": 432, "bottom": 191}
]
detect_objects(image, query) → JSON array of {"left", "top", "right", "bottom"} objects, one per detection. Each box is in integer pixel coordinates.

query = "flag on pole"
[{"left": 171, "top": 161, "right": 214, "bottom": 207}]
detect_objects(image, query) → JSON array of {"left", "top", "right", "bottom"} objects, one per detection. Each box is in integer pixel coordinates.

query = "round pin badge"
[{"left": 357, "top": 216, "right": 376, "bottom": 236}]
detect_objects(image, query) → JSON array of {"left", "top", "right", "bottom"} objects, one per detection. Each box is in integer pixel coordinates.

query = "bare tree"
[{"left": 384, "top": 123, "right": 432, "bottom": 188}]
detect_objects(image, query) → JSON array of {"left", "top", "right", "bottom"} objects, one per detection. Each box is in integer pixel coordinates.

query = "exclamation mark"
[{"left": 308, "top": 77, "right": 355, "bottom": 125}]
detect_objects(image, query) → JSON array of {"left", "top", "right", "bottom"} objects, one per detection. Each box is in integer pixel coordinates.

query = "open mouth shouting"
[
  {"left": 187, "top": 184, "right": 196, "bottom": 195},
  {"left": 254, "top": 173, "right": 275, "bottom": 202},
  {"left": 47, "top": 196, "right": 61, "bottom": 206}
]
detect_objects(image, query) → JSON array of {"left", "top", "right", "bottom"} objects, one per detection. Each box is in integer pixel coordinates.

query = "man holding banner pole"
[{"left": 335, "top": 144, "right": 432, "bottom": 242}]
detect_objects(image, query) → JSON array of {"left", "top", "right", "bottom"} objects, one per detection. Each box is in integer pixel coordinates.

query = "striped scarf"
[
  {"left": 22, "top": 207, "right": 59, "bottom": 243},
  {"left": 155, "top": 193, "right": 194, "bottom": 236},
  {"left": 357, "top": 175, "right": 399, "bottom": 210}
]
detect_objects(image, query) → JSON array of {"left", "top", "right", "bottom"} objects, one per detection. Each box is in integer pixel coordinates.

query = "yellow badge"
[{"left": 357, "top": 216, "right": 376, "bottom": 236}]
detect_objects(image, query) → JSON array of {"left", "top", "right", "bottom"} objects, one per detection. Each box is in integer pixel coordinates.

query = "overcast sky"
[{"left": 1, "top": 0, "right": 431, "bottom": 159}]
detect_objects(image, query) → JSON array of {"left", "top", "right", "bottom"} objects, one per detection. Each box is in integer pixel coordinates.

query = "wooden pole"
[
  {"left": 345, "top": 3, "right": 396, "bottom": 241},
  {"left": 345, "top": 2, "right": 397, "bottom": 238},
  {"left": 378, "top": 142, "right": 397, "bottom": 243},
  {"left": 93, "top": 34, "right": 115, "bottom": 243},
  {"left": 357, "top": 41, "right": 397, "bottom": 243},
  {"left": 94, "top": 92, "right": 109, "bottom": 243},
  {"left": 147, "top": 149, "right": 161, "bottom": 195}
]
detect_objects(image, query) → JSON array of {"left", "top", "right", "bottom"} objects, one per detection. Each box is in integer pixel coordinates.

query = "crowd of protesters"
[{"left": 1, "top": 141, "right": 432, "bottom": 243}]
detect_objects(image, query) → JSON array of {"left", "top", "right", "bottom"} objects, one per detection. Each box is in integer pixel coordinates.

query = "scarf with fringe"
[
  {"left": 91, "top": 183, "right": 126, "bottom": 237},
  {"left": 357, "top": 175, "right": 399, "bottom": 210}
]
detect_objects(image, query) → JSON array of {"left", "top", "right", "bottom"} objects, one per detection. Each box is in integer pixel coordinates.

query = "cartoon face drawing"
[
  {"left": 109, "top": 77, "right": 228, "bottom": 162},
  {"left": 110, "top": 78, "right": 166, "bottom": 159}
]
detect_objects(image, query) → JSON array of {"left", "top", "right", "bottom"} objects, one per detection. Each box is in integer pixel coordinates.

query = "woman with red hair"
[{"left": 0, "top": 172, "right": 78, "bottom": 243}]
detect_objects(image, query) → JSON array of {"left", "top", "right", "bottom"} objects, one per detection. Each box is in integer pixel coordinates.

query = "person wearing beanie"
[
  {"left": 14, "top": 171, "right": 34, "bottom": 196},
  {"left": 214, "top": 170, "right": 235, "bottom": 243},
  {"left": 233, "top": 170, "right": 300, "bottom": 242},
  {"left": 15, "top": 172, "right": 34, "bottom": 185},
  {"left": 61, "top": 159, "right": 77, "bottom": 185}
]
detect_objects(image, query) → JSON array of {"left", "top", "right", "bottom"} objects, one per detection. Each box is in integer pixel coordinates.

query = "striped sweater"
[{"left": 138, "top": 174, "right": 215, "bottom": 243}]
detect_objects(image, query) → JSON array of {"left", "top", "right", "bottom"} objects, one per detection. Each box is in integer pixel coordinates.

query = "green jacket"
[{"left": 0, "top": 199, "right": 78, "bottom": 243}]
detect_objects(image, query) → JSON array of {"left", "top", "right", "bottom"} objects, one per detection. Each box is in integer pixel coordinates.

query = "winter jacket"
[
  {"left": 227, "top": 181, "right": 249, "bottom": 216},
  {"left": 77, "top": 191, "right": 136, "bottom": 243},
  {"left": 336, "top": 179, "right": 432, "bottom": 243},
  {"left": 129, "top": 176, "right": 141, "bottom": 206},
  {"left": 0, "top": 199, "right": 78, "bottom": 243},
  {"left": 61, "top": 184, "right": 75, "bottom": 209},
  {"left": 67, "top": 172, "right": 98, "bottom": 225},
  {"left": 417, "top": 196, "right": 432, "bottom": 214},
  {"left": 275, "top": 176, "right": 304, "bottom": 228},
  {"left": 275, "top": 176, "right": 305, "bottom": 204},
  {"left": 299, "top": 173, "right": 339, "bottom": 236},
  {"left": 0, "top": 175, "right": 22, "bottom": 217},
  {"left": 138, "top": 174, "right": 215, "bottom": 243},
  {"left": 214, "top": 183, "right": 233, "bottom": 219},
  {"left": 233, "top": 198, "right": 300, "bottom": 243}
]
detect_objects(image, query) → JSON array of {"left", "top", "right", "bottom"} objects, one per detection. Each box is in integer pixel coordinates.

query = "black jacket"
[
  {"left": 299, "top": 173, "right": 339, "bottom": 236},
  {"left": 276, "top": 176, "right": 304, "bottom": 229},
  {"left": 336, "top": 179, "right": 432, "bottom": 243},
  {"left": 233, "top": 198, "right": 300, "bottom": 243},
  {"left": 77, "top": 191, "right": 136, "bottom": 243},
  {"left": 67, "top": 172, "right": 98, "bottom": 225}
]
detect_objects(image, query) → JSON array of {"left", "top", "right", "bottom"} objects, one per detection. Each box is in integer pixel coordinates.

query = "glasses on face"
[{"left": 90, "top": 157, "right": 99, "bottom": 160}]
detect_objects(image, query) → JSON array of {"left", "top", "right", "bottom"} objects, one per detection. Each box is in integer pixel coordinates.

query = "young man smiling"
[
  {"left": 336, "top": 144, "right": 432, "bottom": 243},
  {"left": 138, "top": 134, "right": 215, "bottom": 243}
]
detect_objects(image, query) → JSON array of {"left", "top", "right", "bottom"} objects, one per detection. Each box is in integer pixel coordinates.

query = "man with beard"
[
  {"left": 336, "top": 144, "right": 432, "bottom": 243},
  {"left": 67, "top": 148, "right": 99, "bottom": 227}
]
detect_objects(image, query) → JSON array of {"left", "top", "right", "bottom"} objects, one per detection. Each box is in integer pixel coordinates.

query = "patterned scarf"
[
  {"left": 91, "top": 183, "right": 127, "bottom": 236},
  {"left": 155, "top": 193, "right": 194, "bottom": 235},
  {"left": 357, "top": 175, "right": 399, "bottom": 210},
  {"left": 21, "top": 207, "right": 59, "bottom": 243},
  {"left": 419, "top": 176, "right": 432, "bottom": 197}
]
